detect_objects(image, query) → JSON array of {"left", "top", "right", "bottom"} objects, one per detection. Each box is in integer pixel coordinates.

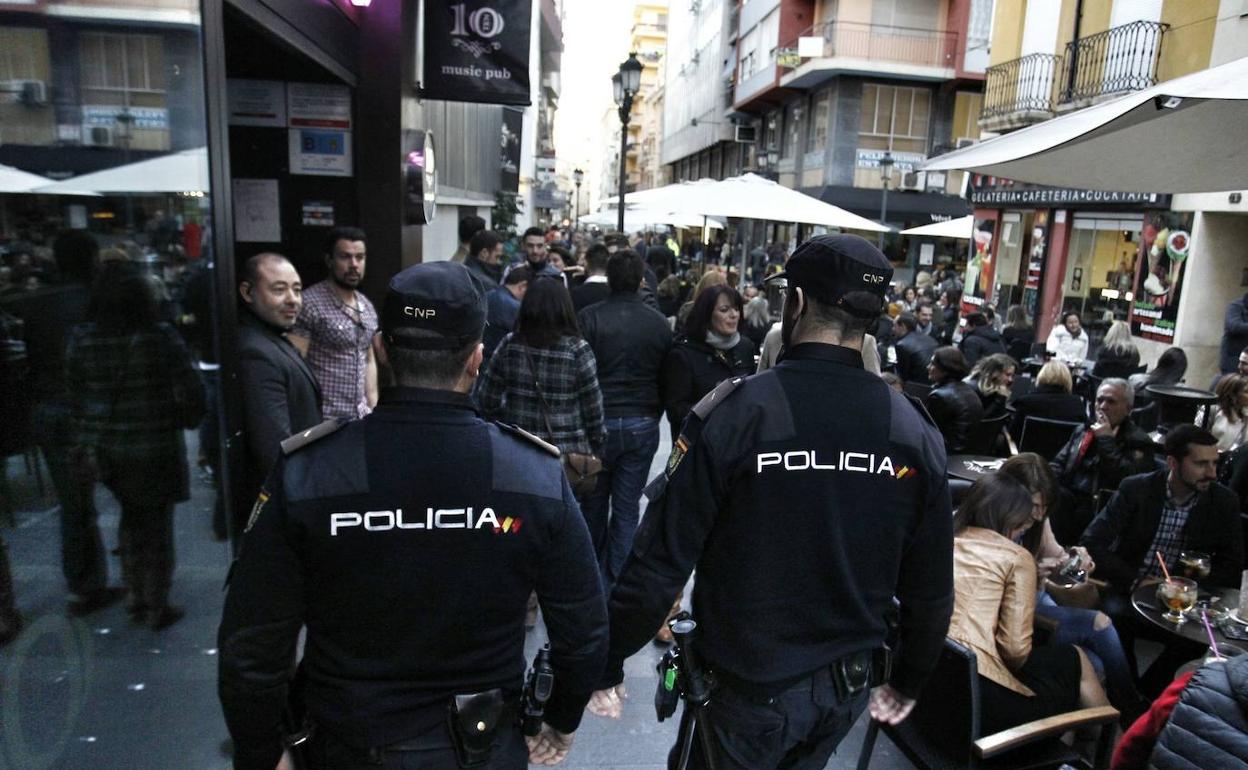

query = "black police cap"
[
  {"left": 768, "top": 234, "right": 893, "bottom": 317},
  {"left": 381, "top": 262, "right": 486, "bottom": 349}
]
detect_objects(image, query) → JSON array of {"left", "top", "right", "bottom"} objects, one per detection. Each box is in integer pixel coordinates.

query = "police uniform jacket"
[
  {"left": 605, "top": 343, "right": 954, "bottom": 699},
  {"left": 218, "top": 387, "right": 608, "bottom": 770}
]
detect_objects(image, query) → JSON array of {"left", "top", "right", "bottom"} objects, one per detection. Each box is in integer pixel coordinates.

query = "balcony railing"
[
  {"left": 1058, "top": 20, "right": 1167, "bottom": 104},
  {"left": 982, "top": 52, "right": 1060, "bottom": 119},
  {"left": 785, "top": 20, "right": 958, "bottom": 70}
]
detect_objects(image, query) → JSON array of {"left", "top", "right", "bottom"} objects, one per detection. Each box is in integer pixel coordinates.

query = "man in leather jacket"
[{"left": 1049, "top": 378, "right": 1156, "bottom": 545}]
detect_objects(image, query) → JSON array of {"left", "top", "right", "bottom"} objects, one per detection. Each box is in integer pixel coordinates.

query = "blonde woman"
[
  {"left": 1092, "top": 320, "right": 1140, "bottom": 378},
  {"left": 1208, "top": 374, "right": 1248, "bottom": 451},
  {"left": 967, "top": 352, "right": 1016, "bottom": 419},
  {"left": 1008, "top": 360, "right": 1088, "bottom": 439}
]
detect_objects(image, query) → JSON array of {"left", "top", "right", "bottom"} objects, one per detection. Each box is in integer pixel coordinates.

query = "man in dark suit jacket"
[
  {"left": 234, "top": 253, "right": 322, "bottom": 538},
  {"left": 570, "top": 243, "right": 610, "bottom": 312},
  {"left": 1080, "top": 425, "right": 1243, "bottom": 694},
  {"left": 892, "top": 313, "right": 937, "bottom": 384}
]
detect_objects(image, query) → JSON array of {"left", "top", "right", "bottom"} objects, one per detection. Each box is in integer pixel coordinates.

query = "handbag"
[{"left": 521, "top": 346, "right": 603, "bottom": 496}]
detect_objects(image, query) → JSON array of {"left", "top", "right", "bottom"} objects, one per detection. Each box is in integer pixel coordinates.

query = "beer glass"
[{"left": 1178, "top": 551, "right": 1211, "bottom": 581}]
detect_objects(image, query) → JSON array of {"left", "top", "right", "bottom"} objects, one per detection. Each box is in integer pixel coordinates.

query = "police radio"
[{"left": 522, "top": 644, "right": 555, "bottom": 736}]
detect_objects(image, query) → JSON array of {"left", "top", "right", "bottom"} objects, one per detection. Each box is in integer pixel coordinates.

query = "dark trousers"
[
  {"left": 580, "top": 416, "right": 661, "bottom": 586},
  {"left": 306, "top": 720, "right": 527, "bottom": 770},
  {"left": 37, "top": 408, "right": 107, "bottom": 598},
  {"left": 669, "top": 669, "right": 868, "bottom": 770},
  {"left": 198, "top": 368, "right": 226, "bottom": 539}
]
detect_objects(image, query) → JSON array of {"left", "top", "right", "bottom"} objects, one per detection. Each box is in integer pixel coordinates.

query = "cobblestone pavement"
[{"left": 0, "top": 430, "right": 913, "bottom": 769}]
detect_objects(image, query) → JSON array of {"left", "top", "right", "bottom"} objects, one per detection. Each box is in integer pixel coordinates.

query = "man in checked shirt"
[{"left": 291, "top": 227, "right": 381, "bottom": 419}]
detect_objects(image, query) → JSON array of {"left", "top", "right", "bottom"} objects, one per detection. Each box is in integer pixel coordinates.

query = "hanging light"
[
  {"left": 879, "top": 151, "right": 895, "bottom": 185},
  {"left": 619, "top": 52, "right": 643, "bottom": 98}
]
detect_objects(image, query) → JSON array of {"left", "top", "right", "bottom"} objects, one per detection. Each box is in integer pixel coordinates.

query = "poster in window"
[
  {"left": 499, "top": 106, "right": 522, "bottom": 193},
  {"left": 1129, "top": 211, "right": 1194, "bottom": 343},
  {"left": 423, "top": 1, "right": 532, "bottom": 106},
  {"left": 961, "top": 217, "right": 996, "bottom": 314},
  {"left": 1021, "top": 210, "right": 1049, "bottom": 322}
]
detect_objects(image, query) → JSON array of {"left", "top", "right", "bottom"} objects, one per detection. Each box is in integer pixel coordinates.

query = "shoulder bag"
[{"left": 522, "top": 345, "right": 602, "bottom": 496}]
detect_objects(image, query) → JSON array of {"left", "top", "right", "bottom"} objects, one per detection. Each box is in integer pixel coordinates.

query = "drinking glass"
[
  {"left": 1178, "top": 551, "right": 1211, "bottom": 581},
  {"left": 1157, "top": 577, "right": 1198, "bottom": 624}
]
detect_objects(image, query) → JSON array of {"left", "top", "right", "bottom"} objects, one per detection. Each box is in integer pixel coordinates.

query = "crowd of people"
[{"left": 4, "top": 216, "right": 1248, "bottom": 769}]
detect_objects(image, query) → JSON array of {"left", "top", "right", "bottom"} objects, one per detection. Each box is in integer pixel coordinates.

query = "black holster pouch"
[{"left": 449, "top": 689, "right": 505, "bottom": 769}]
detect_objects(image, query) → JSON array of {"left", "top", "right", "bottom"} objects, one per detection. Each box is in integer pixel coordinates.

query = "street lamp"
[
  {"left": 613, "top": 52, "right": 643, "bottom": 233},
  {"left": 573, "top": 167, "right": 584, "bottom": 231},
  {"left": 877, "top": 151, "right": 894, "bottom": 250}
]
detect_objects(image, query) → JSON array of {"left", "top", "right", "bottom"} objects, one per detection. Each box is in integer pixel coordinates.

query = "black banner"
[
  {"left": 499, "top": 107, "right": 522, "bottom": 193},
  {"left": 423, "top": 0, "right": 532, "bottom": 106}
]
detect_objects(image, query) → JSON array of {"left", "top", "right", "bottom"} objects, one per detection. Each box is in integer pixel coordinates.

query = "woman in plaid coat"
[{"left": 66, "top": 261, "right": 204, "bottom": 630}]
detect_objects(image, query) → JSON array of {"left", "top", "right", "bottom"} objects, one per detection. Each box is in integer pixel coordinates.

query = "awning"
[
  {"left": 579, "top": 208, "right": 725, "bottom": 230},
  {"left": 35, "top": 147, "right": 209, "bottom": 194},
  {"left": 921, "top": 55, "right": 1248, "bottom": 193},
  {"left": 803, "top": 185, "right": 972, "bottom": 221},
  {"left": 900, "top": 215, "right": 974, "bottom": 239},
  {"left": 0, "top": 164, "right": 55, "bottom": 193},
  {"left": 614, "top": 173, "right": 889, "bottom": 232}
]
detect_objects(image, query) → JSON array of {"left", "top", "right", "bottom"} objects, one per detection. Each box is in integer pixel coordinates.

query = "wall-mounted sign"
[
  {"left": 855, "top": 149, "right": 926, "bottom": 172},
  {"left": 499, "top": 107, "right": 522, "bottom": 194},
  {"left": 287, "top": 83, "right": 352, "bottom": 130},
  {"left": 1130, "top": 212, "right": 1195, "bottom": 343},
  {"left": 227, "top": 79, "right": 286, "bottom": 127},
  {"left": 233, "top": 178, "right": 281, "bottom": 243},
  {"left": 289, "top": 129, "right": 352, "bottom": 177},
  {"left": 404, "top": 130, "right": 437, "bottom": 225},
  {"left": 422, "top": 0, "right": 532, "bottom": 106},
  {"left": 968, "top": 175, "right": 1169, "bottom": 208},
  {"left": 777, "top": 48, "right": 801, "bottom": 68},
  {"left": 82, "top": 106, "right": 168, "bottom": 130},
  {"left": 302, "top": 200, "right": 335, "bottom": 227}
]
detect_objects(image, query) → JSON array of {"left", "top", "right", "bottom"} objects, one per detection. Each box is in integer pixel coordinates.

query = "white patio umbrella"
[
  {"left": 579, "top": 207, "right": 724, "bottom": 231},
  {"left": 0, "top": 164, "right": 56, "bottom": 193},
  {"left": 900, "top": 215, "right": 974, "bottom": 239},
  {"left": 34, "top": 147, "right": 209, "bottom": 194},
  {"left": 639, "top": 173, "right": 889, "bottom": 232},
  {"left": 921, "top": 55, "right": 1248, "bottom": 192}
]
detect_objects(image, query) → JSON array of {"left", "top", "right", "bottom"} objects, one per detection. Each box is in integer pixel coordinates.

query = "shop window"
[{"left": 808, "top": 90, "right": 830, "bottom": 153}]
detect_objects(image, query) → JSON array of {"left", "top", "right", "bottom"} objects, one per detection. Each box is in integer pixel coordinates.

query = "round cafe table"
[
  {"left": 946, "top": 454, "right": 1004, "bottom": 483},
  {"left": 1131, "top": 581, "right": 1243, "bottom": 647}
]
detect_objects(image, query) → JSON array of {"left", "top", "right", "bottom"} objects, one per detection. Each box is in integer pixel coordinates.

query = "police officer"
[
  {"left": 589, "top": 235, "right": 954, "bottom": 768},
  {"left": 218, "top": 261, "right": 608, "bottom": 770}
]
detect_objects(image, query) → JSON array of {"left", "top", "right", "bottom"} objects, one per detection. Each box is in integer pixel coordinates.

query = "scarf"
[{"left": 705, "top": 330, "right": 741, "bottom": 351}]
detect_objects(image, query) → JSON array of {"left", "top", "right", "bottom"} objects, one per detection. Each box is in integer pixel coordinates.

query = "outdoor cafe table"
[
  {"left": 946, "top": 454, "right": 1004, "bottom": 483},
  {"left": 1131, "top": 581, "right": 1243, "bottom": 648}
]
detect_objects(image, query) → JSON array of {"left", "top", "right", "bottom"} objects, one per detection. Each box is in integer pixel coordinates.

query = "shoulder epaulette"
[
  {"left": 902, "top": 392, "right": 938, "bottom": 428},
  {"left": 496, "top": 422, "right": 561, "bottom": 458},
  {"left": 280, "top": 418, "right": 348, "bottom": 455},
  {"left": 691, "top": 375, "right": 746, "bottom": 420}
]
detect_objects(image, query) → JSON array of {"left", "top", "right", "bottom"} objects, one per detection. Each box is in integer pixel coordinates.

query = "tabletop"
[
  {"left": 1131, "top": 581, "right": 1245, "bottom": 648},
  {"left": 946, "top": 454, "right": 1004, "bottom": 482}
]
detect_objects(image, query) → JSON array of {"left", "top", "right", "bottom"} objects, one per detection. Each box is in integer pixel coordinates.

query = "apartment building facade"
[{"left": 966, "top": 0, "right": 1248, "bottom": 382}]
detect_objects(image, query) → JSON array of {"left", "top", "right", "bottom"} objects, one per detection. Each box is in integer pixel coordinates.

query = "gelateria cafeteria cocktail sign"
[
  {"left": 423, "top": 1, "right": 532, "bottom": 106},
  {"left": 1129, "top": 211, "right": 1194, "bottom": 343}
]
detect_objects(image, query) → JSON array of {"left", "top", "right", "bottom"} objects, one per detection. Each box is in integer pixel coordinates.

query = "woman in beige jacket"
[{"left": 948, "top": 474, "right": 1109, "bottom": 734}]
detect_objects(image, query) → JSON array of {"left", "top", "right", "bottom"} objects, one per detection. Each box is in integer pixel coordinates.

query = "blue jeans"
[
  {"left": 1036, "top": 591, "right": 1139, "bottom": 707},
  {"left": 581, "top": 416, "right": 661, "bottom": 587}
]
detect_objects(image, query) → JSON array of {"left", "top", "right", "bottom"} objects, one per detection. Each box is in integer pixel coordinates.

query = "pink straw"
[
  {"left": 1202, "top": 611, "right": 1221, "bottom": 659},
  {"left": 1156, "top": 551, "right": 1172, "bottom": 582}
]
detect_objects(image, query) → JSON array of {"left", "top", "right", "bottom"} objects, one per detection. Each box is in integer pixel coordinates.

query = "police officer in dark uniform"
[
  {"left": 218, "top": 261, "right": 608, "bottom": 770},
  {"left": 589, "top": 235, "right": 954, "bottom": 769}
]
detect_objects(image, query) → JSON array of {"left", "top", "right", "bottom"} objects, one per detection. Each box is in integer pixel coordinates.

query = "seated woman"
[
  {"left": 1128, "top": 347, "right": 1187, "bottom": 405},
  {"left": 1009, "top": 360, "right": 1088, "bottom": 440},
  {"left": 1205, "top": 373, "right": 1248, "bottom": 451},
  {"left": 1092, "top": 320, "right": 1140, "bottom": 379},
  {"left": 999, "top": 453, "right": 1149, "bottom": 724},
  {"left": 926, "top": 346, "right": 984, "bottom": 454},
  {"left": 949, "top": 473, "right": 1110, "bottom": 735},
  {"left": 967, "top": 352, "right": 1016, "bottom": 420}
]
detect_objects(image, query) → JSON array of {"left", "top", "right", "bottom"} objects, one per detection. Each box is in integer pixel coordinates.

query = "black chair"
[
  {"left": 1075, "top": 373, "right": 1103, "bottom": 402},
  {"left": 1009, "top": 374, "right": 1035, "bottom": 402},
  {"left": 1130, "top": 401, "right": 1159, "bottom": 432},
  {"left": 855, "top": 638, "right": 1118, "bottom": 770},
  {"left": 1006, "top": 339, "right": 1033, "bottom": 362},
  {"left": 949, "top": 477, "right": 974, "bottom": 509},
  {"left": 1017, "top": 416, "right": 1083, "bottom": 460},
  {"left": 903, "top": 381, "right": 933, "bottom": 403},
  {"left": 967, "top": 414, "right": 1010, "bottom": 457}
]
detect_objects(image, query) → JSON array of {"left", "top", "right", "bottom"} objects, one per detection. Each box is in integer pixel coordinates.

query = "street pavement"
[{"left": 0, "top": 429, "right": 914, "bottom": 769}]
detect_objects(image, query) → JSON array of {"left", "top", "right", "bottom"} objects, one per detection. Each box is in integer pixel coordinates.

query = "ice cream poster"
[
  {"left": 961, "top": 217, "right": 997, "bottom": 313},
  {"left": 1129, "top": 211, "right": 1194, "bottom": 343}
]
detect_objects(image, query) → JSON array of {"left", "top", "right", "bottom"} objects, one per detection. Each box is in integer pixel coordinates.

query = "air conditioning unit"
[
  {"left": 898, "top": 170, "right": 925, "bottom": 191},
  {"left": 956, "top": 137, "right": 977, "bottom": 149},
  {"left": 1, "top": 79, "right": 47, "bottom": 106},
  {"left": 734, "top": 125, "right": 757, "bottom": 143},
  {"left": 82, "top": 125, "right": 115, "bottom": 147}
]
